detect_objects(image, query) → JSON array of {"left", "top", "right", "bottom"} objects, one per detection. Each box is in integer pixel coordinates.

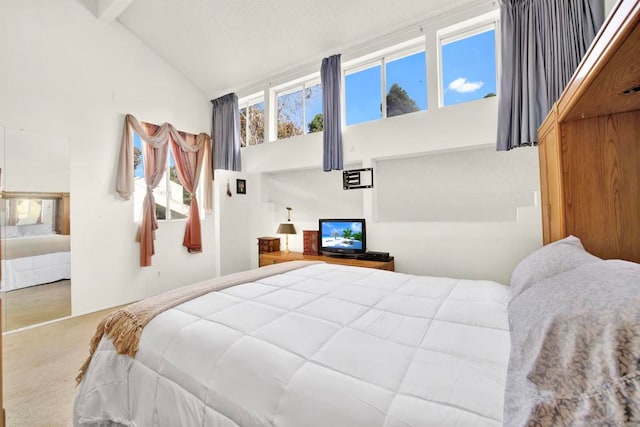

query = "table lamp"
[{"left": 276, "top": 207, "right": 297, "bottom": 253}]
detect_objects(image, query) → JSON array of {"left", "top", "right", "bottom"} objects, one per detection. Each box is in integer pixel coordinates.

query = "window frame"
[
  {"left": 344, "top": 59, "right": 384, "bottom": 126},
  {"left": 342, "top": 38, "right": 427, "bottom": 126},
  {"left": 271, "top": 76, "right": 323, "bottom": 141},
  {"left": 436, "top": 11, "right": 500, "bottom": 108},
  {"left": 238, "top": 92, "right": 265, "bottom": 147},
  {"left": 133, "top": 133, "right": 204, "bottom": 222}
]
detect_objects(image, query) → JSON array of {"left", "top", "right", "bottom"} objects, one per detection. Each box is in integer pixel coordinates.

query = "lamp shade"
[{"left": 276, "top": 223, "right": 297, "bottom": 235}]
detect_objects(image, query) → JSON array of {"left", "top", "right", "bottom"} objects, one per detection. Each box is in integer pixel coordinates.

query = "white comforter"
[
  {"left": 75, "top": 263, "right": 510, "bottom": 426},
  {"left": 1, "top": 235, "right": 71, "bottom": 291}
]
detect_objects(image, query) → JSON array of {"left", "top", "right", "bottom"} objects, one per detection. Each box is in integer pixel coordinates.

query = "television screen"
[{"left": 319, "top": 219, "right": 366, "bottom": 256}]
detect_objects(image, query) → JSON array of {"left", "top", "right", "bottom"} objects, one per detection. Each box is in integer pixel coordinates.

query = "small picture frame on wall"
[{"left": 236, "top": 179, "right": 246, "bottom": 194}]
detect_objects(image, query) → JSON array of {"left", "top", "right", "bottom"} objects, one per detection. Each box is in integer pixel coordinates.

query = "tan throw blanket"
[
  {"left": 2, "top": 235, "right": 70, "bottom": 259},
  {"left": 77, "top": 261, "right": 321, "bottom": 384}
]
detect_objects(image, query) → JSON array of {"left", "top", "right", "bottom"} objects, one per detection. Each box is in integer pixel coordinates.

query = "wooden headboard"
[{"left": 538, "top": 0, "right": 640, "bottom": 263}]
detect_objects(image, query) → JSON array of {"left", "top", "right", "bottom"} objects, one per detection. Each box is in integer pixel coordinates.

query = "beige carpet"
[
  {"left": 1, "top": 280, "right": 72, "bottom": 332},
  {"left": 3, "top": 305, "right": 125, "bottom": 426}
]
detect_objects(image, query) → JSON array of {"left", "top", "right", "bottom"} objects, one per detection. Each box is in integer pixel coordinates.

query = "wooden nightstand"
[
  {"left": 257, "top": 237, "right": 280, "bottom": 254},
  {"left": 259, "top": 251, "right": 395, "bottom": 271}
]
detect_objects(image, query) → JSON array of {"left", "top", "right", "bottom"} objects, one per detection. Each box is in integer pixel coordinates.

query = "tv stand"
[
  {"left": 259, "top": 251, "right": 394, "bottom": 271},
  {"left": 322, "top": 252, "right": 359, "bottom": 259}
]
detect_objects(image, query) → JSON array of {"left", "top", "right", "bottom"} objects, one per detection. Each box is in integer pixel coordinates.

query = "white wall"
[
  {"left": 213, "top": 169, "right": 258, "bottom": 276},
  {"left": 237, "top": 0, "right": 619, "bottom": 282},
  {"left": 235, "top": 0, "right": 542, "bottom": 285},
  {"left": 261, "top": 166, "right": 364, "bottom": 252},
  {"left": 0, "top": 0, "right": 214, "bottom": 315},
  {"left": 241, "top": 3, "right": 543, "bottom": 284},
  {"left": 244, "top": 108, "right": 542, "bottom": 283},
  {"left": 0, "top": 129, "right": 70, "bottom": 193},
  {"left": 375, "top": 146, "right": 539, "bottom": 222}
]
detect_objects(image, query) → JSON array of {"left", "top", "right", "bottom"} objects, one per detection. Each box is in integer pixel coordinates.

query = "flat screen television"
[{"left": 318, "top": 218, "right": 366, "bottom": 257}]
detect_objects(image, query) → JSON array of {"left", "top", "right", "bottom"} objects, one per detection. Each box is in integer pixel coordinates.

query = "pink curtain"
[
  {"left": 169, "top": 132, "right": 207, "bottom": 253},
  {"left": 116, "top": 114, "right": 212, "bottom": 267},
  {"left": 138, "top": 123, "right": 168, "bottom": 267}
]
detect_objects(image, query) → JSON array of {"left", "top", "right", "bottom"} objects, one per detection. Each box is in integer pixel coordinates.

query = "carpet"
[
  {"left": 3, "top": 305, "right": 124, "bottom": 426},
  {"left": 2, "top": 280, "right": 71, "bottom": 332}
]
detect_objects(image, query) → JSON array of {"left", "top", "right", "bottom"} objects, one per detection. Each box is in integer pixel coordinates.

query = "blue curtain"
[
  {"left": 321, "top": 54, "right": 343, "bottom": 171},
  {"left": 211, "top": 93, "right": 241, "bottom": 171},
  {"left": 496, "top": 0, "right": 604, "bottom": 151}
]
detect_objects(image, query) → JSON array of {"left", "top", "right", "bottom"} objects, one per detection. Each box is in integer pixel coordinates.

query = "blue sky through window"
[
  {"left": 133, "top": 133, "right": 175, "bottom": 173},
  {"left": 246, "top": 27, "right": 496, "bottom": 136},
  {"left": 345, "top": 64, "right": 382, "bottom": 126},
  {"left": 346, "top": 51, "right": 428, "bottom": 126},
  {"left": 134, "top": 133, "right": 143, "bottom": 178},
  {"left": 442, "top": 29, "right": 496, "bottom": 106}
]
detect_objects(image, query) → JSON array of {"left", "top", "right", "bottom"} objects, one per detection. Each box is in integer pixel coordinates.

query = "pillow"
[
  {"left": 18, "top": 223, "right": 53, "bottom": 236},
  {"left": 2, "top": 225, "right": 21, "bottom": 239},
  {"left": 509, "top": 235, "right": 600, "bottom": 302},
  {"left": 504, "top": 259, "right": 640, "bottom": 426}
]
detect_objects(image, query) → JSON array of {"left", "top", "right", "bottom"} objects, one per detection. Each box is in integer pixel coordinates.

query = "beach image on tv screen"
[{"left": 321, "top": 221, "right": 363, "bottom": 250}]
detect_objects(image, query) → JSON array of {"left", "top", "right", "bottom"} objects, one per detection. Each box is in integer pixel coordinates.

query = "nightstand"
[{"left": 257, "top": 237, "right": 280, "bottom": 254}]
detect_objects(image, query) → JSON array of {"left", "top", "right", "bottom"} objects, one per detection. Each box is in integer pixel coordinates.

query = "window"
[
  {"left": 275, "top": 79, "right": 323, "bottom": 140},
  {"left": 385, "top": 50, "right": 427, "bottom": 117},
  {"left": 305, "top": 82, "right": 323, "bottom": 134},
  {"left": 133, "top": 133, "right": 197, "bottom": 221},
  {"left": 277, "top": 87, "right": 303, "bottom": 139},
  {"left": 345, "top": 63, "right": 382, "bottom": 126},
  {"left": 345, "top": 44, "right": 427, "bottom": 126},
  {"left": 440, "top": 25, "right": 497, "bottom": 107},
  {"left": 239, "top": 95, "right": 265, "bottom": 147}
]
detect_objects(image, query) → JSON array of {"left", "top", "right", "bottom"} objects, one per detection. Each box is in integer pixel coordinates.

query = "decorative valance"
[{"left": 116, "top": 114, "right": 213, "bottom": 267}]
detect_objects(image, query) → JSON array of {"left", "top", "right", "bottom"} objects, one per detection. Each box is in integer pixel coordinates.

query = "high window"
[
  {"left": 133, "top": 134, "right": 197, "bottom": 221},
  {"left": 345, "top": 44, "right": 427, "bottom": 126},
  {"left": 275, "top": 78, "right": 323, "bottom": 140},
  {"left": 440, "top": 23, "right": 497, "bottom": 107},
  {"left": 345, "top": 63, "right": 382, "bottom": 126},
  {"left": 236, "top": 13, "right": 498, "bottom": 139},
  {"left": 239, "top": 95, "right": 265, "bottom": 147}
]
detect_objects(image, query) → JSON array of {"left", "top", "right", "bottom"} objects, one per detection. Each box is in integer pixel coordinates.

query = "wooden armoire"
[{"left": 538, "top": 0, "right": 640, "bottom": 263}]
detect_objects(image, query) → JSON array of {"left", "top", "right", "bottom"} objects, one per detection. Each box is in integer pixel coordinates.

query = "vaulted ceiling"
[{"left": 92, "top": 0, "right": 485, "bottom": 98}]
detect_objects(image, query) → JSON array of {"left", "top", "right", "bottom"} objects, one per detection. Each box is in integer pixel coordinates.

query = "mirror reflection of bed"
[
  {"left": 0, "top": 128, "right": 71, "bottom": 332},
  {"left": 1, "top": 193, "right": 71, "bottom": 330}
]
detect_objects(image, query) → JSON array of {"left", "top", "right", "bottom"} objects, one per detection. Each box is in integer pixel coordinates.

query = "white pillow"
[
  {"left": 509, "top": 235, "right": 601, "bottom": 302},
  {"left": 505, "top": 259, "right": 640, "bottom": 425},
  {"left": 2, "top": 225, "right": 21, "bottom": 239},
  {"left": 18, "top": 223, "right": 54, "bottom": 236}
]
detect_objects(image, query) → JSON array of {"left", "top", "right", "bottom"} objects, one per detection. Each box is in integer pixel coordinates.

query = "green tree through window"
[
  {"left": 308, "top": 113, "right": 323, "bottom": 133},
  {"left": 386, "top": 83, "right": 420, "bottom": 117}
]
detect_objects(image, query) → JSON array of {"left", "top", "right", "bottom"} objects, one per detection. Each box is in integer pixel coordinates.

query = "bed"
[
  {"left": 1, "top": 225, "right": 71, "bottom": 292},
  {"left": 74, "top": 244, "right": 640, "bottom": 426},
  {"left": 76, "top": 261, "right": 511, "bottom": 426}
]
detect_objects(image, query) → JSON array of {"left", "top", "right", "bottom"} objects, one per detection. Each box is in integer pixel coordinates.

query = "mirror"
[{"left": 1, "top": 127, "right": 71, "bottom": 331}]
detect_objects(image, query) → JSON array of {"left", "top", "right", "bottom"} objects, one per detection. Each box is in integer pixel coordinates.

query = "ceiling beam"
[{"left": 96, "top": 0, "right": 135, "bottom": 23}]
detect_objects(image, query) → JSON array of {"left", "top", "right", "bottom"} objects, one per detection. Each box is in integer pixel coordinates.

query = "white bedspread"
[{"left": 75, "top": 263, "right": 510, "bottom": 427}]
